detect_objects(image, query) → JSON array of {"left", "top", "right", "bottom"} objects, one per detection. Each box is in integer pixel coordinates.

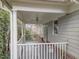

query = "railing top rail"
[{"left": 17, "top": 42, "right": 68, "bottom": 45}]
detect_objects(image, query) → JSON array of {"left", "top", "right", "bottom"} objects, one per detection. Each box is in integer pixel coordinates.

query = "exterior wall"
[
  {"left": 46, "top": 10, "right": 79, "bottom": 59},
  {"left": 56, "top": 10, "right": 79, "bottom": 59}
]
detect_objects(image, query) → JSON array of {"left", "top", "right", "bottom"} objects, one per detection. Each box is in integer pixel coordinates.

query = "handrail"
[{"left": 17, "top": 42, "right": 68, "bottom": 45}]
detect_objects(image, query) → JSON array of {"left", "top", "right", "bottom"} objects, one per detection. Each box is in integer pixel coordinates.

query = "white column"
[{"left": 10, "top": 10, "right": 17, "bottom": 59}]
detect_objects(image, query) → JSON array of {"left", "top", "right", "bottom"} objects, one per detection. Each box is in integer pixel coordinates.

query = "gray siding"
[
  {"left": 57, "top": 11, "right": 79, "bottom": 59},
  {"left": 45, "top": 11, "right": 79, "bottom": 59}
]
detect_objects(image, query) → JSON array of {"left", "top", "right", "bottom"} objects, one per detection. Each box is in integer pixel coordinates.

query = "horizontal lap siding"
[{"left": 57, "top": 11, "right": 79, "bottom": 59}]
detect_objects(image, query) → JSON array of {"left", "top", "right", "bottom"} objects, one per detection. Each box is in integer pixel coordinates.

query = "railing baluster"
[
  {"left": 57, "top": 44, "right": 58, "bottom": 59},
  {"left": 29, "top": 45, "right": 31, "bottom": 59},
  {"left": 65, "top": 44, "right": 66, "bottom": 59},
  {"left": 56, "top": 44, "right": 57, "bottom": 59},
  {"left": 28, "top": 45, "right": 29, "bottom": 59},
  {"left": 60, "top": 44, "right": 61, "bottom": 59},
  {"left": 36, "top": 45, "right": 37, "bottom": 59},
  {"left": 47, "top": 44, "right": 48, "bottom": 59},
  {"left": 31, "top": 45, "right": 32, "bottom": 59},
  {"left": 62, "top": 44, "right": 63, "bottom": 59},
  {"left": 49, "top": 44, "right": 50, "bottom": 59},
  {"left": 37, "top": 45, "right": 38, "bottom": 59},
  {"left": 31, "top": 45, "right": 33, "bottom": 59},
  {"left": 40, "top": 44, "right": 41, "bottom": 59},
  {"left": 32, "top": 45, "right": 35, "bottom": 59},
  {"left": 24, "top": 45, "right": 26, "bottom": 59},
  {"left": 20, "top": 45, "right": 21, "bottom": 59},
  {"left": 27, "top": 45, "right": 29, "bottom": 59},
  {"left": 52, "top": 44, "right": 53, "bottom": 59},
  {"left": 55, "top": 44, "right": 56, "bottom": 59},
  {"left": 23, "top": 45, "right": 24, "bottom": 59},
  {"left": 48, "top": 44, "right": 50, "bottom": 59},
  {"left": 34, "top": 45, "right": 35, "bottom": 59},
  {"left": 44, "top": 44, "right": 45, "bottom": 59},
  {"left": 41, "top": 44, "right": 43, "bottom": 59},
  {"left": 38, "top": 45, "right": 39, "bottom": 59},
  {"left": 26, "top": 45, "right": 27, "bottom": 59}
]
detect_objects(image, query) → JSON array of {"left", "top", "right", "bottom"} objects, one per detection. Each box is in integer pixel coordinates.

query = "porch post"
[{"left": 10, "top": 10, "right": 17, "bottom": 59}]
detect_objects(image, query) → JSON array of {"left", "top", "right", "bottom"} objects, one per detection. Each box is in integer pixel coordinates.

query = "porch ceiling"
[
  {"left": 13, "top": 0, "right": 67, "bottom": 24},
  {"left": 17, "top": 11, "right": 65, "bottom": 24},
  {"left": 5, "top": 0, "right": 73, "bottom": 24}
]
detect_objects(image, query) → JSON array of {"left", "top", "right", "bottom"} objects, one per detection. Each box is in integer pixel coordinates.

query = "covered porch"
[{"left": 11, "top": 2, "right": 68, "bottom": 59}]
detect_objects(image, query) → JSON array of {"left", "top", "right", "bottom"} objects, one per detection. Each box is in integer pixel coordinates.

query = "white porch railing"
[{"left": 17, "top": 42, "right": 67, "bottom": 59}]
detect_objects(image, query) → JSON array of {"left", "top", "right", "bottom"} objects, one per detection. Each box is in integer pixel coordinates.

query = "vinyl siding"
[
  {"left": 45, "top": 10, "right": 79, "bottom": 59},
  {"left": 56, "top": 10, "right": 79, "bottom": 59}
]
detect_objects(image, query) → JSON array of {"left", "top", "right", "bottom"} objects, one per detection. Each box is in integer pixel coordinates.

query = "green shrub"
[
  {"left": 25, "top": 29, "right": 32, "bottom": 41},
  {"left": 0, "top": 9, "right": 10, "bottom": 59}
]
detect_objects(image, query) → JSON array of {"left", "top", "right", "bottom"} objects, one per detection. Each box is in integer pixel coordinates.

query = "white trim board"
[{"left": 13, "top": 5, "right": 66, "bottom": 13}]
